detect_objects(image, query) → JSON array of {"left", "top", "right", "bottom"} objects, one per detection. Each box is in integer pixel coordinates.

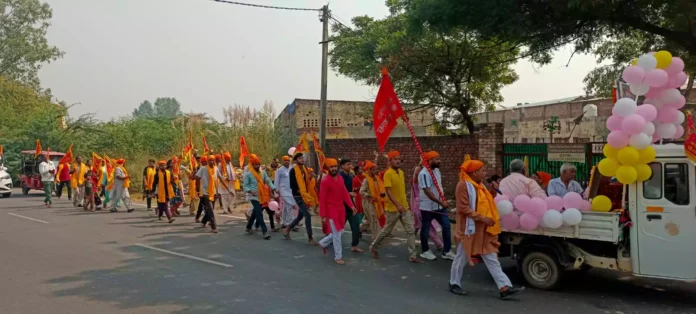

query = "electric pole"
[{"left": 319, "top": 4, "right": 329, "bottom": 152}]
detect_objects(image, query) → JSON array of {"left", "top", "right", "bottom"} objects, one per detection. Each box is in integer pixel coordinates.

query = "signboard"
[
  {"left": 592, "top": 143, "right": 605, "bottom": 154},
  {"left": 548, "top": 143, "right": 585, "bottom": 163}
]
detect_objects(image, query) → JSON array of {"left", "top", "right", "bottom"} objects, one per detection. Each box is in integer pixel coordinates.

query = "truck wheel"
[{"left": 521, "top": 251, "right": 562, "bottom": 290}]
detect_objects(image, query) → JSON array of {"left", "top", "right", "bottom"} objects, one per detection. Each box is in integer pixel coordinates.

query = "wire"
[
  {"left": 330, "top": 16, "right": 350, "bottom": 29},
  {"left": 211, "top": 0, "right": 321, "bottom": 12}
]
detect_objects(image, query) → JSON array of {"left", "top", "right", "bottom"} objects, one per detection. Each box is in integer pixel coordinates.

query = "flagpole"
[{"left": 399, "top": 112, "right": 446, "bottom": 202}]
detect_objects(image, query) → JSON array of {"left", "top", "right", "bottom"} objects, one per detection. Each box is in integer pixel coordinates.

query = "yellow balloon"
[
  {"left": 591, "top": 195, "right": 612, "bottom": 212},
  {"left": 654, "top": 50, "right": 673, "bottom": 69},
  {"left": 617, "top": 147, "right": 640, "bottom": 165},
  {"left": 603, "top": 144, "right": 619, "bottom": 159},
  {"left": 635, "top": 163, "right": 653, "bottom": 182},
  {"left": 616, "top": 165, "right": 638, "bottom": 184},
  {"left": 638, "top": 146, "right": 656, "bottom": 164},
  {"left": 631, "top": 58, "right": 637, "bottom": 65},
  {"left": 598, "top": 158, "right": 620, "bottom": 177}
]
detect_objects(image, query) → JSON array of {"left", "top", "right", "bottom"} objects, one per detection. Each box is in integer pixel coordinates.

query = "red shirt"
[
  {"left": 59, "top": 163, "right": 71, "bottom": 181},
  {"left": 319, "top": 174, "right": 354, "bottom": 232},
  {"left": 352, "top": 174, "right": 365, "bottom": 214}
]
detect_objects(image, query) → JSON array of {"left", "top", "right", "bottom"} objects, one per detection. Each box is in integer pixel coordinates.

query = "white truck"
[{"left": 500, "top": 143, "right": 696, "bottom": 289}]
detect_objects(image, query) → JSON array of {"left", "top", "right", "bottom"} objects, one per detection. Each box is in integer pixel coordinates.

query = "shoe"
[
  {"left": 449, "top": 284, "right": 467, "bottom": 295},
  {"left": 168, "top": 218, "right": 175, "bottom": 223},
  {"left": 109, "top": 209, "right": 117, "bottom": 213},
  {"left": 442, "top": 251, "right": 456, "bottom": 261},
  {"left": 127, "top": 208, "right": 135, "bottom": 213},
  {"left": 420, "top": 251, "right": 437, "bottom": 261},
  {"left": 500, "top": 286, "right": 524, "bottom": 300},
  {"left": 263, "top": 234, "right": 271, "bottom": 240}
]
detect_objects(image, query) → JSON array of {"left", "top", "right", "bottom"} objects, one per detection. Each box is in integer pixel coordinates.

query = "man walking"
[
  {"left": 418, "top": 151, "right": 454, "bottom": 261},
  {"left": 109, "top": 159, "right": 135, "bottom": 213},
  {"left": 70, "top": 156, "right": 87, "bottom": 207},
  {"left": 56, "top": 160, "right": 71, "bottom": 200},
  {"left": 38, "top": 155, "right": 56, "bottom": 207},
  {"left": 243, "top": 154, "right": 276, "bottom": 239},
  {"left": 283, "top": 153, "right": 317, "bottom": 245},
  {"left": 318, "top": 158, "right": 357, "bottom": 265},
  {"left": 218, "top": 152, "right": 236, "bottom": 214},
  {"left": 192, "top": 155, "right": 223, "bottom": 233},
  {"left": 338, "top": 159, "right": 362, "bottom": 253},
  {"left": 143, "top": 159, "right": 157, "bottom": 211},
  {"left": 151, "top": 160, "right": 176, "bottom": 223},
  {"left": 275, "top": 156, "right": 296, "bottom": 229}
]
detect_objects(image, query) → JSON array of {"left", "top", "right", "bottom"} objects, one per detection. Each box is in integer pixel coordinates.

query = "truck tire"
[{"left": 521, "top": 251, "right": 562, "bottom": 290}]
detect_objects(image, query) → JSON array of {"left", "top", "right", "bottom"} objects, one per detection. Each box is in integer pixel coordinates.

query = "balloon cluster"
[{"left": 495, "top": 193, "right": 589, "bottom": 231}]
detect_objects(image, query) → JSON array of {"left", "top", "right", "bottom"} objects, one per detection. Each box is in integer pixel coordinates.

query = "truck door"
[{"left": 636, "top": 160, "right": 696, "bottom": 280}]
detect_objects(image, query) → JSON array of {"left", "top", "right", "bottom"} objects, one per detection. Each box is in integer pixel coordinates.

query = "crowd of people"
[{"left": 36, "top": 147, "right": 592, "bottom": 300}]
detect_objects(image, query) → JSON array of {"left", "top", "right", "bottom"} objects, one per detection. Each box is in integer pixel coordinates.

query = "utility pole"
[{"left": 319, "top": 4, "right": 329, "bottom": 152}]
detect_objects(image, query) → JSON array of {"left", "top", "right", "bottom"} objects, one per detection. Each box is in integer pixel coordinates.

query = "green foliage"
[
  {"left": 0, "top": 0, "right": 64, "bottom": 89},
  {"left": 329, "top": 3, "right": 518, "bottom": 132},
  {"left": 132, "top": 98, "right": 182, "bottom": 118},
  {"left": 132, "top": 101, "right": 155, "bottom": 118}
]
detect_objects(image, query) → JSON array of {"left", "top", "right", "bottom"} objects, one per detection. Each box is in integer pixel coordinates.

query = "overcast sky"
[{"left": 38, "top": 0, "right": 600, "bottom": 121}]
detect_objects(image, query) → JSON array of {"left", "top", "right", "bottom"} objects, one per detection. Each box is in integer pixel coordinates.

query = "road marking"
[
  {"left": 134, "top": 243, "right": 233, "bottom": 268},
  {"left": 8, "top": 213, "right": 50, "bottom": 224}
]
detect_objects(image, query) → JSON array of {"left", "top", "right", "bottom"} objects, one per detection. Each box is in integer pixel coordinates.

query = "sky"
[{"left": 38, "top": 0, "right": 600, "bottom": 121}]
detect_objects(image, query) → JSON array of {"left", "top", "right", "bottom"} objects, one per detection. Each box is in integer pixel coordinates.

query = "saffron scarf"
[
  {"left": 249, "top": 166, "right": 270, "bottom": 205},
  {"left": 205, "top": 165, "right": 216, "bottom": 201},
  {"left": 156, "top": 170, "right": 174, "bottom": 203},
  {"left": 364, "top": 173, "right": 386, "bottom": 219},
  {"left": 145, "top": 166, "right": 156, "bottom": 190},
  {"left": 71, "top": 163, "right": 87, "bottom": 188},
  {"left": 189, "top": 168, "right": 198, "bottom": 200},
  {"left": 461, "top": 172, "right": 501, "bottom": 235},
  {"left": 108, "top": 165, "right": 130, "bottom": 190},
  {"left": 307, "top": 176, "right": 318, "bottom": 206},
  {"left": 293, "top": 165, "right": 315, "bottom": 204}
]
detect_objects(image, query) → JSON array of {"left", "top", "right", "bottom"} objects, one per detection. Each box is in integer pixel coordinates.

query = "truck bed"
[{"left": 502, "top": 211, "right": 622, "bottom": 243}]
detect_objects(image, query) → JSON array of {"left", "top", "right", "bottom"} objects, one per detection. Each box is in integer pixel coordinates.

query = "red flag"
[
  {"left": 296, "top": 133, "right": 309, "bottom": 153},
  {"left": 373, "top": 68, "right": 404, "bottom": 152},
  {"left": 239, "top": 136, "right": 249, "bottom": 167},
  {"left": 60, "top": 144, "right": 74, "bottom": 164},
  {"left": 34, "top": 139, "right": 42, "bottom": 158},
  {"left": 201, "top": 132, "right": 210, "bottom": 156},
  {"left": 311, "top": 133, "right": 322, "bottom": 152}
]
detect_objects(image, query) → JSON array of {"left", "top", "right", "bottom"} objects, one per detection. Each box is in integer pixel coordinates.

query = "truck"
[{"left": 499, "top": 143, "right": 695, "bottom": 290}]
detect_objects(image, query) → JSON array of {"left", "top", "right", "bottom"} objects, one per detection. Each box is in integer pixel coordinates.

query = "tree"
[
  {"left": 153, "top": 97, "right": 182, "bottom": 117},
  {"left": 132, "top": 100, "right": 155, "bottom": 118},
  {"left": 0, "top": 0, "right": 64, "bottom": 88},
  {"left": 329, "top": 4, "right": 519, "bottom": 132}
]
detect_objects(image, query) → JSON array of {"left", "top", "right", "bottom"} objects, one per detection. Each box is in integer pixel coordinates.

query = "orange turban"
[
  {"left": 423, "top": 151, "right": 439, "bottom": 162},
  {"left": 308, "top": 167, "right": 314, "bottom": 172},
  {"left": 461, "top": 160, "right": 484, "bottom": 173},
  {"left": 215, "top": 154, "right": 222, "bottom": 162},
  {"left": 281, "top": 156, "right": 290, "bottom": 162},
  {"left": 249, "top": 154, "right": 261, "bottom": 165},
  {"left": 325, "top": 158, "right": 338, "bottom": 167},
  {"left": 387, "top": 150, "right": 400, "bottom": 160},
  {"left": 535, "top": 171, "right": 552, "bottom": 186},
  {"left": 208, "top": 155, "right": 216, "bottom": 161},
  {"left": 363, "top": 160, "right": 377, "bottom": 171},
  {"left": 115, "top": 159, "right": 125, "bottom": 165},
  {"left": 158, "top": 160, "right": 167, "bottom": 165},
  {"left": 200, "top": 156, "right": 208, "bottom": 163}
]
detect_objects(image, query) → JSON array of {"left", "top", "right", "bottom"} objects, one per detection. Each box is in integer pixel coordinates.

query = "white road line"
[
  {"left": 134, "top": 243, "right": 233, "bottom": 268},
  {"left": 8, "top": 213, "right": 50, "bottom": 224}
]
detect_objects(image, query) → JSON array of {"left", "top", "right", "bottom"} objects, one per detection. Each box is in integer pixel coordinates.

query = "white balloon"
[
  {"left": 288, "top": 147, "right": 296, "bottom": 156},
  {"left": 497, "top": 200, "right": 514, "bottom": 216},
  {"left": 612, "top": 98, "right": 637, "bottom": 117},
  {"left": 562, "top": 208, "right": 583, "bottom": 226},
  {"left": 637, "top": 54, "right": 658, "bottom": 71},
  {"left": 656, "top": 123, "right": 677, "bottom": 139},
  {"left": 661, "top": 89, "right": 683, "bottom": 104},
  {"left": 677, "top": 111, "right": 686, "bottom": 124},
  {"left": 629, "top": 83, "right": 651, "bottom": 96},
  {"left": 643, "top": 122, "right": 655, "bottom": 136},
  {"left": 629, "top": 133, "right": 651, "bottom": 150},
  {"left": 542, "top": 210, "right": 563, "bottom": 229}
]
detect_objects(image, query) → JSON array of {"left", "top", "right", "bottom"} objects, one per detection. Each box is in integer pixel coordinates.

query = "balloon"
[
  {"left": 668, "top": 95, "right": 686, "bottom": 109},
  {"left": 607, "top": 130, "right": 630, "bottom": 148},
  {"left": 638, "top": 146, "right": 656, "bottom": 163},
  {"left": 674, "top": 72, "right": 688, "bottom": 87},
  {"left": 629, "top": 133, "right": 651, "bottom": 150},
  {"left": 501, "top": 213, "right": 520, "bottom": 230},
  {"left": 268, "top": 200, "right": 279, "bottom": 211},
  {"left": 644, "top": 87, "right": 664, "bottom": 99},
  {"left": 616, "top": 165, "right": 638, "bottom": 184},
  {"left": 288, "top": 147, "right": 296, "bottom": 156},
  {"left": 529, "top": 197, "right": 548, "bottom": 218},
  {"left": 677, "top": 111, "right": 686, "bottom": 124},
  {"left": 545, "top": 195, "right": 564, "bottom": 211},
  {"left": 665, "top": 57, "right": 685, "bottom": 75},
  {"left": 635, "top": 104, "right": 657, "bottom": 122},
  {"left": 643, "top": 122, "right": 655, "bottom": 136},
  {"left": 617, "top": 146, "right": 640, "bottom": 165},
  {"left": 606, "top": 115, "right": 624, "bottom": 132},
  {"left": 562, "top": 208, "right": 583, "bottom": 226},
  {"left": 563, "top": 192, "right": 583, "bottom": 210},
  {"left": 656, "top": 122, "right": 677, "bottom": 139},
  {"left": 621, "top": 114, "right": 646, "bottom": 135},
  {"left": 653, "top": 50, "right": 673, "bottom": 69},
  {"left": 674, "top": 125, "right": 685, "bottom": 139},
  {"left": 622, "top": 65, "right": 646, "bottom": 84},
  {"left": 598, "top": 158, "right": 620, "bottom": 177},
  {"left": 513, "top": 195, "right": 531, "bottom": 212},
  {"left": 542, "top": 210, "right": 563, "bottom": 229},
  {"left": 519, "top": 213, "right": 539, "bottom": 230},
  {"left": 636, "top": 54, "right": 657, "bottom": 71},
  {"left": 612, "top": 98, "right": 637, "bottom": 117},
  {"left": 657, "top": 107, "right": 679, "bottom": 124},
  {"left": 603, "top": 144, "right": 619, "bottom": 159},
  {"left": 591, "top": 195, "right": 612, "bottom": 212},
  {"left": 635, "top": 163, "right": 653, "bottom": 182},
  {"left": 497, "top": 200, "right": 514, "bottom": 216},
  {"left": 645, "top": 69, "right": 668, "bottom": 87},
  {"left": 661, "top": 89, "right": 683, "bottom": 104},
  {"left": 494, "top": 194, "right": 509, "bottom": 203},
  {"left": 580, "top": 200, "right": 592, "bottom": 212},
  {"left": 629, "top": 83, "right": 651, "bottom": 96},
  {"left": 652, "top": 133, "right": 661, "bottom": 143}
]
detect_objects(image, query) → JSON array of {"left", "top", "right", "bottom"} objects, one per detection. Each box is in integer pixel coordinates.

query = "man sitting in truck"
[
  {"left": 548, "top": 163, "right": 585, "bottom": 198},
  {"left": 499, "top": 159, "right": 546, "bottom": 200}
]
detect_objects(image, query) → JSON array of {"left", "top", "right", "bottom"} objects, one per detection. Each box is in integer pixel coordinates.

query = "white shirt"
[
  {"left": 39, "top": 161, "right": 56, "bottom": 182},
  {"left": 274, "top": 165, "right": 296, "bottom": 205},
  {"left": 418, "top": 168, "right": 443, "bottom": 211},
  {"left": 195, "top": 166, "right": 223, "bottom": 196}
]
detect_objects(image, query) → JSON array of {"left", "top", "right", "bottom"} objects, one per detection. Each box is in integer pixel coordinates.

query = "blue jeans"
[
  {"left": 288, "top": 197, "right": 313, "bottom": 238},
  {"left": 246, "top": 200, "right": 267, "bottom": 233},
  {"left": 420, "top": 209, "right": 451, "bottom": 254}
]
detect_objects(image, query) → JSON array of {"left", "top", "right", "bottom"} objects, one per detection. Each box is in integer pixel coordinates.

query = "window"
[
  {"left": 664, "top": 163, "right": 689, "bottom": 205},
  {"left": 302, "top": 119, "right": 318, "bottom": 128},
  {"left": 643, "top": 163, "right": 662, "bottom": 200},
  {"left": 327, "top": 118, "right": 341, "bottom": 127}
]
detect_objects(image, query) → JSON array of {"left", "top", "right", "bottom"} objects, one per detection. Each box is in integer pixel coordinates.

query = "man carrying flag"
[{"left": 219, "top": 152, "right": 237, "bottom": 214}]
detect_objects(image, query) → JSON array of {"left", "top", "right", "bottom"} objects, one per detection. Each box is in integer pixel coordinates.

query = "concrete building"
[{"left": 275, "top": 98, "right": 437, "bottom": 139}]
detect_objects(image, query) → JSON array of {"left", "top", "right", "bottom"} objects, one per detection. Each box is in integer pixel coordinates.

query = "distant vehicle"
[
  {"left": 19, "top": 150, "right": 65, "bottom": 195},
  {"left": 0, "top": 154, "right": 11, "bottom": 198}
]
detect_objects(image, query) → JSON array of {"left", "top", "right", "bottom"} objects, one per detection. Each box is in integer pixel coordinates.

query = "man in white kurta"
[
  {"left": 218, "top": 152, "right": 237, "bottom": 214},
  {"left": 109, "top": 159, "right": 134, "bottom": 213},
  {"left": 275, "top": 156, "right": 296, "bottom": 227}
]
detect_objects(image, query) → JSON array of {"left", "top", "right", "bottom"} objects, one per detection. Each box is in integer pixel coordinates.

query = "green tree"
[
  {"left": 329, "top": 4, "right": 519, "bottom": 132},
  {"left": 153, "top": 97, "right": 182, "bottom": 117},
  {"left": 0, "top": 0, "right": 64, "bottom": 88},
  {"left": 132, "top": 100, "right": 155, "bottom": 118}
]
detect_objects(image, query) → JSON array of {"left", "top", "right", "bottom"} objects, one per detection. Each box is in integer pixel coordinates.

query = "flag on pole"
[
  {"left": 59, "top": 144, "right": 74, "bottom": 164},
  {"left": 34, "top": 139, "right": 42, "bottom": 158},
  {"left": 312, "top": 133, "right": 326, "bottom": 169},
  {"left": 92, "top": 152, "right": 103, "bottom": 174},
  {"left": 296, "top": 133, "right": 309, "bottom": 153},
  {"left": 373, "top": 68, "right": 405, "bottom": 152},
  {"left": 0, "top": 145, "right": 4, "bottom": 156},
  {"left": 239, "top": 136, "right": 249, "bottom": 167},
  {"left": 201, "top": 132, "right": 210, "bottom": 156}
]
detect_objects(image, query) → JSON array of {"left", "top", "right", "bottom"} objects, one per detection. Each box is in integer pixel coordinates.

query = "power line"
[
  {"left": 211, "top": 0, "right": 321, "bottom": 12},
  {"left": 330, "top": 16, "right": 350, "bottom": 29}
]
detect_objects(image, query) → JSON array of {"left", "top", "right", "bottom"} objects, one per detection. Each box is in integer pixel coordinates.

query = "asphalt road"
[{"left": 1, "top": 189, "right": 695, "bottom": 314}]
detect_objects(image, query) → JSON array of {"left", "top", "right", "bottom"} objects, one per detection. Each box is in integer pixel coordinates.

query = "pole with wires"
[{"left": 319, "top": 5, "right": 329, "bottom": 153}]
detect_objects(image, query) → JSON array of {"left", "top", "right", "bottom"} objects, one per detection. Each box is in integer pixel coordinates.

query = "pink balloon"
[
  {"left": 652, "top": 133, "right": 661, "bottom": 143},
  {"left": 268, "top": 200, "right": 279, "bottom": 211},
  {"left": 501, "top": 213, "right": 520, "bottom": 230},
  {"left": 635, "top": 104, "right": 657, "bottom": 122},
  {"left": 657, "top": 107, "right": 679, "bottom": 123},
  {"left": 494, "top": 194, "right": 509, "bottom": 203},
  {"left": 644, "top": 87, "right": 663, "bottom": 99},
  {"left": 674, "top": 72, "right": 688, "bottom": 88},
  {"left": 563, "top": 192, "right": 583, "bottom": 210},
  {"left": 513, "top": 195, "right": 532, "bottom": 212},
  {"left": 580, "top": 200, "right": 591, "bottom": 212},
  {"left": 622, "top": 66, "right": 646, "bottom": 84},
  {"left": 529, "top": 197, "right": 548, "bottom": 218},
  {"left": 645, "top": 69, "right": 668, "bottom": 87},
  {"left": 519, "top": 213, "right": 540, "bottom": 230},
  {"left": 545, "top": 195, "right": 564, "bottom": 211},
  {"left": 621, "top": 114, "right": 646, "bottom": 135},
  {"left": 674, "top": 125, "right": 685, "bottom": 138},
  {"left": 607, "top": 130, "right": 630, "bottom": 148},
  {"left": 665, "top": 57, "right": 685, "bottom": 75},
  {"left": 606, "top": 115, "right": 624, "bottom": 131}
]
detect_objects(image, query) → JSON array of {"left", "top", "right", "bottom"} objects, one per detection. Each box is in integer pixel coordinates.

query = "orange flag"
[
  {"left": 239, "top": 136, "right": 249, "bottom": 167},
  {"left": 0, "top": 145, "right": 4, "bottom": 156},
  {"left": 201, "top": 132, "right": 210, "bottom": 156},
  {"left": 311, "top": 133, "right": 322, "bottom": 152},
  {"left": 59, "top": 144, "right": 74, "bottom": 164},
  {"left": 92, "top": 152, "right": 103, "bottom": 174},
  {"left": 34, "top": 139, "right": 42, "bottom": 158},
  {"left": 296, "top": 133, "right": 309, "bottom": 153}
]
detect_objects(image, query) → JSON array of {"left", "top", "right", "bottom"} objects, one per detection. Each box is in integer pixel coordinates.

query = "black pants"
[
  {"left": 255, "top": 207, "right": 275, "bottom": 230},
  {"left": 56, "top": 181, "right": 71, "bottom": 199},
  {"left": 246, "top": 200, "right": 268, "bottom": 233},
  {"left": 199, "top": 197, "right": 216, "bottom": 230},
  {"left": 288, "top": 198, "right": 313, "bottom": 238},
  {"left": 344, "top": 206, "right": 360, "bottom": 246},
  {"left": 196, "top": 196, "right": 205, "bottom": 220},
  {"left": 145, "top": 190, "right": 153, "bottom": 209}
]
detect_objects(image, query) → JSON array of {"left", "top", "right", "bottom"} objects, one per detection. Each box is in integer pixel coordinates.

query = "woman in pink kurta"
[{"left": 318, "top": 158, "right": 356, "bottom": 264}]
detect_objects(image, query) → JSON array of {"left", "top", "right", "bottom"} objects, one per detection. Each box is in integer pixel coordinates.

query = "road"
[{"left": 1, "top": 190, "right": 695, "bottom": 314}]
